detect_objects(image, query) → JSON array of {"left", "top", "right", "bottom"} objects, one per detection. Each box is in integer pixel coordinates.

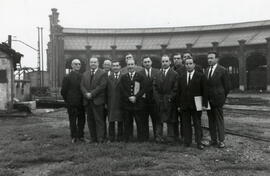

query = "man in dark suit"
[
  {"left": 61, "top": 59, "right": 85, "bottom": 143},
  {"left": 206, "top": 52, "right": 231, "bottom": 148},
  {"left": 138, "top": 56, "right": 159, "bottom": 141},
  {"left": 121, "top": 53, "right": 143, "bottom": 75},
  {"left": 102, "top": 59, "right": 112, "bottom": 140},
  {"left": 153, "top": 54, "right": 178, "bottom": 143},
  {"left": 183, "top": 52, "right": 204, "bottom": 74},
  {"left": 107, "top": 60, "right": 123, "bottom": 142},
  {"left": 81, "top": 57, "right": 107, "bottom": 143},
  {"left": 172, "top": 53, "right": 185, "bottom": 141},
  {"left": 178, "top": 57, "right": 208, "bottom": 149},
  {"left": 119, "top": 58, "right": 146, "bottom": 142}
]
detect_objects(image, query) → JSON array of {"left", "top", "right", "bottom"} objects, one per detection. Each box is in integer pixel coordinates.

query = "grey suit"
[{"left": 81, "top": 68, "right": 107, "bottom": 142}]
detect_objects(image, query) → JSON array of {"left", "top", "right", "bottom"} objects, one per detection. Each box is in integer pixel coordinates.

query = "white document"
[
  {"left": 134, "top": 81, "right": 140, "bottom": 95},
  {"left": 194, "top": 96, "right": 211, "bottom": 111}
]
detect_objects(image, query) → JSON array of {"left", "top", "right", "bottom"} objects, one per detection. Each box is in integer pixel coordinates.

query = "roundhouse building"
[{"left": 47, "top": 9, "right": 270, "bottom": 91}]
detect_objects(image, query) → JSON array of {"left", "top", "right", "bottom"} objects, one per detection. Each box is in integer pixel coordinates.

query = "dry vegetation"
[{"left": 0, "top": 108, "right": 269, "bottom": 176}]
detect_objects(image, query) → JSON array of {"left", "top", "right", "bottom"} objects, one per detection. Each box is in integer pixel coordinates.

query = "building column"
[
  {"left": 161, "top": 44, "right": 168, "bottom": 55},
  {"left": 85, "top": 45, "right": 92, "bottom": 71},
  {"left": 212, "top": 42, "right": 219, "bottom": 53},
  {"left": 265, "top": 37, "right": 270, "bottom": 91},
  {"left": 238, "top": 40, "right": 247, "bottom": 91},
  {"left": 186, "top": 43, "right": 193, "bottom": 52},
  {"left": 111, "top": 45, "right": 117, "bottom": 60},
  {"left": 136, "top": 45, "right": 142, "bottom": 64}
]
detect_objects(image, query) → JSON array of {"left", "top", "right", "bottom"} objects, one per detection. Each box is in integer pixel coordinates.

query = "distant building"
[{"left": 47, "top": 8, "right": 270, "bottom": 91}]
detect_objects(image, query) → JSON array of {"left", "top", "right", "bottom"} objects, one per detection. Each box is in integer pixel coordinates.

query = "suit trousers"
[
  {"left": 109, "top": 121, "right": 123, "bottom": 141},
  {"left": 182, "top": 109, "right": 202, "bottom": 145},
  {"left": 123, "top": 110, "right": 147, "bottom": 142},
  {"left": 86, "top": 102, "right": 105, "bottom": 142},
  {"left": 143, "top": 104, "right": 159, "bottom": 139},
  {"left": 67, "top": 106, "right": 85, "bottom": 139},
  {"left": 207, "top": 107, "right": 225, "bottom": 142}
]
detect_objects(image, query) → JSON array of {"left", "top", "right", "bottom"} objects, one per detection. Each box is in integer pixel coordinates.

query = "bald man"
[
  {"left": 61, "top": 59, "right": 85, "bottom": 143},
  {"left": 81, "top": 57, "right": 107, "bottom": 143}
]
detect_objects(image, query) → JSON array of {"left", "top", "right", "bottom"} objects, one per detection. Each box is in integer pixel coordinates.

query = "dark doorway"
[
  {"left": 246, "top": 52, "right": 266, "bottom": 90},
  {"left": 219, "top": 55, "right": 239, "bottom": 90}
]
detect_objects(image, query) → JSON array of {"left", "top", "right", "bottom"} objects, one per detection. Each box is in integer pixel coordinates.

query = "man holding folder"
[{"left": 177, "top": 57, "right": 208, "bottom": 149}]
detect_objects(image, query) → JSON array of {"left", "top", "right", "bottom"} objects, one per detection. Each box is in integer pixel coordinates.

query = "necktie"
[
  {"left": 208, "top": 66, "right": 213, "bottom": 79},
  {"left": 115, "top": 73, "right": 118, "bottom": 80},
  {"left": 163, "top": 69, "right": 166, "bottom": 77},
  {"left": 147, "top": 69, "right": 150, "bottom": 78},
  {"left": 188, "top": 73, "right": 191, "bottom": 85},
  {"left": 90, "top": 70, "right": 94, "bottom": 83},
  {"left": 130, "top": 73, "right": 133, "bottom": 80}
]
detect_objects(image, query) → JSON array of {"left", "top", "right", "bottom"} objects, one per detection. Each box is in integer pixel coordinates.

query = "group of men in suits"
[{"left": 61, "top": 51, "right": 230, "bottom": 150}]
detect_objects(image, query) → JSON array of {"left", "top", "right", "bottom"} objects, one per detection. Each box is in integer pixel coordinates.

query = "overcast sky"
[{"left": 1, "top": 0, "right": 270, "bottom": 69}]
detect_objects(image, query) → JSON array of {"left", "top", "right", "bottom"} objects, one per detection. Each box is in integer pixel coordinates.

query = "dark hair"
[
  {"left": 208, "top": 51, "right": 219, "bottom": 58},
  {"left": 142, "top": 55, "right": 151, "bottom": 62},
  {"left": 185, "top": 56, "right": 195, "bottom": 63},
  {"left": 173, "top": 52, "right": 182, "bottom": 57},
  {"left": 183, "top": 51, "right": 193, "bottom": 57}
]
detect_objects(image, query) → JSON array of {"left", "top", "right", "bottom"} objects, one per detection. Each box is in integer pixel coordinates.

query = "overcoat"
[
  {"left": 107, "top": 73, "right": 123, "bottom": 122},
  {"left": 153, "top": 68, "right": 178, "bottom": 122}
]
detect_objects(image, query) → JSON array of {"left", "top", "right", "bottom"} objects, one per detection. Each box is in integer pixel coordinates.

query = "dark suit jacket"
[
  {"left": 153, "top": 68, "right": 178, "bottom": 122},
  {"left": 119, "top": 72, "right": 145, "bottom": 111},
  {"left": 138, "top": 68, "right": 159, "bottom": 105},
  {"left": 80, "top": 68, "right": 107, "bottom": 106},
  {"left": 206, "top": 65, "right": 231, "bottom": 107},
  {"left": 61, "top": 71, "right": 83, "bottom": 107},
  {"left": 178, "top": 70, "right": 208, "bottom": 110},
  {"left": 107, "top": 72, "right": 123, "bottom": 121}
]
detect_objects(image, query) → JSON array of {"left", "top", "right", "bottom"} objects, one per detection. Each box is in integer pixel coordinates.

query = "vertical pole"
[
  {"left": 8, "top": 35, "right": 12, "bottom": 48},
  {"left": 41, "top": 27, "right": 44, "bottom": 87},
  {"left": 37, "top": 27, "right": 41, "bottom": 87}
]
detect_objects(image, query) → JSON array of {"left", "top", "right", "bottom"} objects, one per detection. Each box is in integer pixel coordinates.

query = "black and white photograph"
[{"left": 0, "top": 0, "right": 270, "bottom": 175}]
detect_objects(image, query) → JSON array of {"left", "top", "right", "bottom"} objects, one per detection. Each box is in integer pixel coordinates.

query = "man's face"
[
  {"left": 185, "top": 58, "right": 195, "bottom": 72},
  {"left": 103, "top": 60, "right": 112, "bottom": 72},
  {"left": 161, "top": 56, "right": 171, "bottom": 69},
  {"left": 112, "top": 62, "right": 121, "bottom": 73},
  {"left": 127, "top": 59, "right": 135, "bottom": 73},
  {"left": 207, "top": 53, "right": 218, "bottom": 66},
  {"left": 173, "top": 54, "right": 183, "bottom": 66},
  {"left": 89, "top": 58, "right": 99, "bottom": 70},
  {"left": 125, "top": 54, "right": 133, "bottom": 63},
  {"left": 142, "top": 57, "right": 152, "bottom": 69},
  {"left": 183, "top": 53, "right": 192, "bottom": 61},
  {"left": 71, "top": 59, "right": 81, "bottom": 71}
]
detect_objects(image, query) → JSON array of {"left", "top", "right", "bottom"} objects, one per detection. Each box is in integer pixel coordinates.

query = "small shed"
[{"left": 0, "top": 43, "right": 23, "bottom": 111}]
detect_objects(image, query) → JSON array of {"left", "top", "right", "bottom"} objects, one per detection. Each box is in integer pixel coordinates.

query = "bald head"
[
  {"left": 89, "top": 57, "right": 99, "bottom": 70},
  {"left": 103, "top": 59, "right": 112, "bottom": 72}
]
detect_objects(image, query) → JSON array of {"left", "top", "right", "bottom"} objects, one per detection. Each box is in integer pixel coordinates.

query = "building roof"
[
  {"left": 0, "top": 43, "right": 23, "bottom": 69},
  {"left": 62, "top": 20, "right": 270, "bottom": 51}
]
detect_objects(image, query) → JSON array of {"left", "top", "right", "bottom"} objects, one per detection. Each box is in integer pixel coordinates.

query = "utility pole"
[
  {"left": 37, "top": 27, "right": 41, "bottom": 87},
  {"left": 41, "top": 27, "right": 44, "bottom": 87}
]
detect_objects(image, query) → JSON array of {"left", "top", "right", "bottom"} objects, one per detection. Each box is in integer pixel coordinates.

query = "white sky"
[{"left": 1, "top": 0, "right": 270, "bottom": 69}]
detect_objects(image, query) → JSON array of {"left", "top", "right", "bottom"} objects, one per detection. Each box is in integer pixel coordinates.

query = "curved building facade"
[{"left": 47, "top": 9, "right": 270, "bottom": 91}]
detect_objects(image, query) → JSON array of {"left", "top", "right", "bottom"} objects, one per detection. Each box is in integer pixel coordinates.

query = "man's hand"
[
  {"left": 202, "top": 106, "right": 207, "bottom": 111},
  {"left": 86, "top": 92, "right": 92, "bottom": 99},
  {"left": 128, "top": 96, "right": 136, "bottom": 103}
]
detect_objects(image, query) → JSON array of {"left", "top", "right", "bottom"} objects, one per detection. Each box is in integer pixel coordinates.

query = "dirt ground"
[{"left": 0, "top": 95, "right": 270, "bottom": 176}]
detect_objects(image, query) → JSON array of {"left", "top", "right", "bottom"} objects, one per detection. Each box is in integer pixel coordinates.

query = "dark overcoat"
[
  {"left": 153, "top": 68, "right": 178, "bottom": 122},
  {"left": 107, "top": 73, "right": 123, "bottom": 122},
  {"left": 61, "top": 71, "right": 83, "bottom": 107}
]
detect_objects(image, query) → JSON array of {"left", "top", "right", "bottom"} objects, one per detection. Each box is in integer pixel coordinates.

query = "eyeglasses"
[{"left": 74, "top": 63, "right": 81, "bottom": 65}]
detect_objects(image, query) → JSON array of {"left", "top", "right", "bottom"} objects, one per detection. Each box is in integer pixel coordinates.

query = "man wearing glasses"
[{"left": 61, "top": 59, "right": 85, "bottom": 143}]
